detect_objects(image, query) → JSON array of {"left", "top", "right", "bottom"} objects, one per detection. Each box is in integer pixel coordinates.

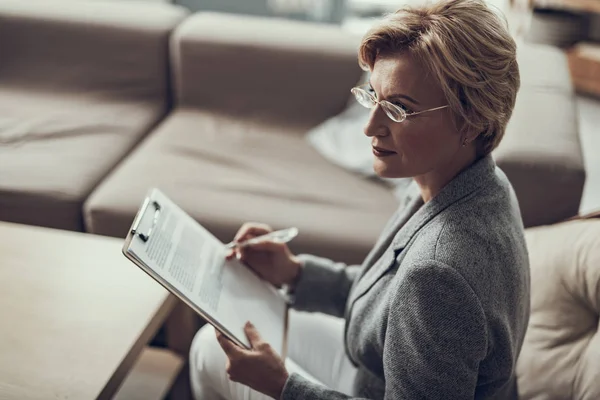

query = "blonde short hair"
[{"left": 358, "top": 0, "right": 519, "bottom": 155}]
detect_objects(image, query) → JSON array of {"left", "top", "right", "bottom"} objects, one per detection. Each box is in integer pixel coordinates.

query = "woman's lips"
[{"left": 372, "top": 145, "right": 396, "bottom": 157}]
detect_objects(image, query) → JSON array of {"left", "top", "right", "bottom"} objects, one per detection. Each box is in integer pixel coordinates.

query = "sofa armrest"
[
  {"left": 0, "top": 0, "right": 188, "bottom": 100},
  {"left": 171, "top": 12, "right": 364, "bottom": 127},
  {"left": 518, "top": 218, "right": 600, "bottom": 400}
]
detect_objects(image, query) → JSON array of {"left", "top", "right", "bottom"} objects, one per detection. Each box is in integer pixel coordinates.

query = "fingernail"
[{"left": 236, "top": 251, "right": 242, "bottom": 260}]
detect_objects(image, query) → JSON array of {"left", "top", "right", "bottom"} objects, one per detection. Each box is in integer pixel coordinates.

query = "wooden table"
[{"left": 0, "top": 222, "right": 177, "bottom": 399}]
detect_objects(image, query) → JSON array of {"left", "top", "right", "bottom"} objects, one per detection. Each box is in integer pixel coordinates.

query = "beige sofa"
[
  {"left": 83, "top": 11, "right": 586, "bottom": 265},
  {"left": 1, "top": 0, "right": 585, "bottom": 264},
  {"left": 518, "top": 214, "right": 600, "bottom": 400},
  {"left": 0, "top": 0, "right": 188, "bottom": 231},
  {"left": 83, "top": 12, "right": 398, "bottom": 264},
  {"left": 0, "top": 1, "right": 597, "bottom": 398}
]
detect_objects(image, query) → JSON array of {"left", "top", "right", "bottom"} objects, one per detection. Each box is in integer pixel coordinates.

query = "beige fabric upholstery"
[
  {"left": 517, "top": 218, "right": 600, "bottom": 399},
  {"left": 84, "top": 110, "right": 397, "bottom": 264},
  {"left": 0, "top": 92, "right": 164, "bottom": 231},
  {"left": 495, "top": 43, "right": 585, "bottom": 228},
  {"left": 171, "top": 15, "right": 584, "bottom": 228},
  {"left": 86, "top": 13, "right": 391, "bottom": 264},
  {"left": 0, "top": 0, "right": 188, "bottom": 231},
  {"left": 171, "top": 12, "right": 364, "bottom": 128},
  {"left": 516, "top": 43, "right": 573, "bottom": 92},
  {"left": 0, "top": 0, "right": 187, "bottom": 96},
  {"left": 86, "top": 13, "right": 583, "bottom": 266}
]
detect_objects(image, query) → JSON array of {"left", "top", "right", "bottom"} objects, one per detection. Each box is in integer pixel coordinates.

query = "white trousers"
[{"left": 189, "top": 311, "right": 357, "bottom": 400}]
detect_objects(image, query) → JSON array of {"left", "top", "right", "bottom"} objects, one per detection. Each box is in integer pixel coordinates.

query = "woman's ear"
[{"left": 461, "top": 126, "right": 482, "bottom": 147}]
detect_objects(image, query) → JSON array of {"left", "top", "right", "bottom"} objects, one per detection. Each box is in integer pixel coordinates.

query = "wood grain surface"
[{"left": 0, "top": 222, "right": 176, "bottom": 400}]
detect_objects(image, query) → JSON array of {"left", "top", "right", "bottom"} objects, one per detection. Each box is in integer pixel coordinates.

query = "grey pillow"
[{"left": 306, "top": 99, "right": 412, "bottom": 201}]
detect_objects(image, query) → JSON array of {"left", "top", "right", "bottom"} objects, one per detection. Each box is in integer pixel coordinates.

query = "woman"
[{"left": 190, "top": 0, "right": 530, "bottom": 399}]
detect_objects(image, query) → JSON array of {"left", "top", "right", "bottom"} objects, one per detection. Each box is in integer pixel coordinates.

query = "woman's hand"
[
  {"left": 216, "top": 322, "right": 289, "bottom": 400},
  {"left": 226, "top": 223, "right": 302, "bottom": 288}
]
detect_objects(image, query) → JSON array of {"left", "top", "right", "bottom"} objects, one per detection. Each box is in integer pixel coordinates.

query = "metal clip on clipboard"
[{"left": 130, "top": 198, "right": 161, "bottom": 242}]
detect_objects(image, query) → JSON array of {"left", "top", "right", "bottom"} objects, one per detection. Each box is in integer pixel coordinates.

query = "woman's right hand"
[{"left": 225, "top": 222, "right": 302, "bottom": 289}]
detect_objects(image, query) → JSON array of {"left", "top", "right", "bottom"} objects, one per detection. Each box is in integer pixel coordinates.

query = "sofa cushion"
[
  {"left": 0, "top": 0, "right": 187, "bottom": 96},
  {"left": 0, "top": 0, "right": 188, "bottom": 231},
  {"left": 306, "top": 101, "right": 373, "bottom": 177},
  {"left": 0, "top": 90, "right": 165, "bottom": 231},
  {"left": 517, "top": 218, "right": 600, "bottom": 399},
  {"left": 499, "top": 43, "right": 584, "bottom": 228},
  {"left": 496, "top": 86, "right": 584, "bottom": 227},
  {"left": 84, "top": 109, "right": 398, "bottom": 264},
  {"left": 170, "top": 12, "right": 363, "bottom": 127},
  {"left": 305, "top": 41, "right": 585, "bottom": 228},
  {"left": 516, "top": 42, "right": 573, "bottom": 93}
]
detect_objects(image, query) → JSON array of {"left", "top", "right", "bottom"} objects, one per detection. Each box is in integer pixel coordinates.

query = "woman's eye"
[{"left": 394, "top": 102, "right": 411, "bottom": 113}]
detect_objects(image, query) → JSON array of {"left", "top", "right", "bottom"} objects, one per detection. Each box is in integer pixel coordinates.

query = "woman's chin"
[
  {"left": 373, "top": 160, "right": 410, "bottom": 179},
  {"left": 373, "top": 161, "right": 397, "bottom": 179}
]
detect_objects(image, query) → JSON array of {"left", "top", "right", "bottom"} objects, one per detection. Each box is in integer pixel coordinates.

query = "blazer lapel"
[
  {"left": 360, "top": 181, "right": 422, "bottom": 271},
  {"left": 348, "top": 155, "right": 497, "bottom": 308},
  {"left": 347, "top": 183, "right": 424, "bottom": 308}
]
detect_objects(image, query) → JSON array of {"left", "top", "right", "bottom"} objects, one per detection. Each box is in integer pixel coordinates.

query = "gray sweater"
[{"left": 281, "top": 155, "right": 530, "bottom": 400}]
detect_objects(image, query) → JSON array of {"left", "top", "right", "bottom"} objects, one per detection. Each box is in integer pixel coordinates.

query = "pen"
[{"left": 224, "top": 227, "right": 299, "bottom": 249}]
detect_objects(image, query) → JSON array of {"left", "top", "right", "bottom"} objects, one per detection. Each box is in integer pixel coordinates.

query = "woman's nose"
[{"left": 363, "top": 106, "right": 389, "bottom": 138}]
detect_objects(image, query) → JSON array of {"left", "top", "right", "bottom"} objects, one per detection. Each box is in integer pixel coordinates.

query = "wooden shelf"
[
  {"left": 533, "top": 0, "right": 600, "bottom": 14},
  {"left": 114, "top": 347, "right": 184, "bottom": 400},
  {"left": 568, "top": 42, "right": 600, "bottom": 96}
]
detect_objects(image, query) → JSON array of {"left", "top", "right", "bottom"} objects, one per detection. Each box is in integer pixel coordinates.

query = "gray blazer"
[{"left": 282, "top": 155, "right": 531, "bottom": 400}]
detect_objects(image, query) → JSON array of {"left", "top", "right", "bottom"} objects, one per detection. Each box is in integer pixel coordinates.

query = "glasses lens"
[
  {"left": 351, "top": 88, "right": 376, "bottom": 109},
  {"left": 381, "top": 101, "right": 406, "bottom": 122}
]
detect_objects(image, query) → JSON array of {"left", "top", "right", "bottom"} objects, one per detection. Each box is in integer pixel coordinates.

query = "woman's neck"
[{"left": 414, "top": 147, "right": 478, "bottom": 203}]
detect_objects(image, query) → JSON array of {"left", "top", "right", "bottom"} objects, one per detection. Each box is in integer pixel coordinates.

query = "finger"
[
  {"left": 234, "top": 223, "right": 272, "bottom": 242},
  {"left": 235, "top": 244, "right": 269, "bottom": 264},
  {"left": 244, "top": 321, "right": 263, "bottom": 349},
  {"left": 225, "top": 249, "right": 236, "bottom": 260},
  {"left": 225, "top": 360, "right": 239, "bottom": 382},
  {"left": 241, "top": 240, "right": 286, "bottom": 252},
  {"left": 225, "top": 248, "right": 242, "bottom": 261},
  {"left": 215, "top": 330, "right": 243, "bottom": 358}
]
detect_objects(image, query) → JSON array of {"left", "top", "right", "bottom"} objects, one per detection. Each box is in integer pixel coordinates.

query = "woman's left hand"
[{"left": 216, "top": 321, "right": 289, "bottom": 400}]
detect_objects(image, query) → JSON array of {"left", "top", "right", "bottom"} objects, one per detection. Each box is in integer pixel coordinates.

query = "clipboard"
[{"left": 122, "top": 189, "right": 289, "bottom": 357}]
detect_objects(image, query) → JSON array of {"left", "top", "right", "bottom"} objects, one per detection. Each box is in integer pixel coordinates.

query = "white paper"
[{"left": 126, "top": 189, "right": 287, "bottom": 354}]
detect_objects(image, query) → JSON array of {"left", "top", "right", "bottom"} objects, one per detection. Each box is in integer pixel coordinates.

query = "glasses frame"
[{"left": 350, "top": 84, "right": 449, "bottom": 123}]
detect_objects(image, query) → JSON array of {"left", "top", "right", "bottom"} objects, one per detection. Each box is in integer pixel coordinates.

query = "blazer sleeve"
[
  {"left": 289, "top": 254, "right": 361, "bottom": 317},
  {"left": 281, "top": 260, "right": 488, "bottom": 400}
]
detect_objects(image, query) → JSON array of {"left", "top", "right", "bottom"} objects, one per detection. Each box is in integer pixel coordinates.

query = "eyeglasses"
[{"left": 350, "top": 84, "right": 449, "bottom": 123}]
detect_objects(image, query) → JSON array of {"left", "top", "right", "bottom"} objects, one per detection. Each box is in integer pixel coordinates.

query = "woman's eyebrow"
[
  {"left": 369, "top": 80, "right": 420, "bottom": 106},
  {"left": 388, "top": 93, "right": 420, "bottom": 106}
]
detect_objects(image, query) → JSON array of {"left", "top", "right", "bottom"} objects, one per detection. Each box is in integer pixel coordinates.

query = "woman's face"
[{"left": 364, "top": 52, "right": 463, "bottom": 179}]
